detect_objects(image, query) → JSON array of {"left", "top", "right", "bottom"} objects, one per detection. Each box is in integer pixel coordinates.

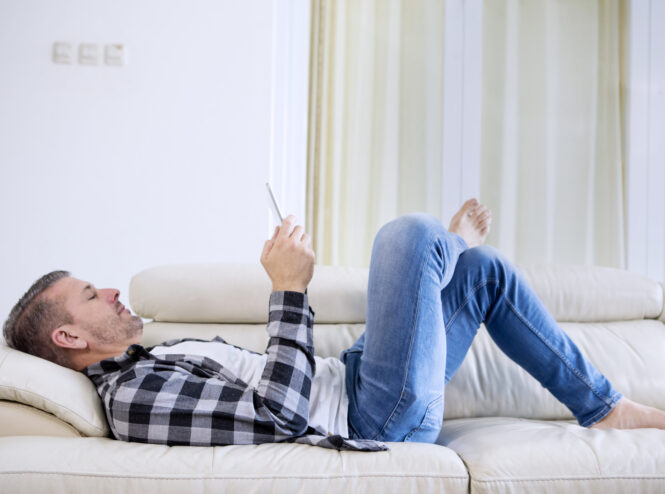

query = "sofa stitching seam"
[
  {"left": 0, "top": 471, "right": 470, "bottom": 481},
  {"left": 473, "top": 476, "right": 665, "bottom": 483}
]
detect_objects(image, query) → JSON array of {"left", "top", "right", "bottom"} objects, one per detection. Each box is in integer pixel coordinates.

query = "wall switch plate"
[
  {"left": 53, "top": 42, "right": 73, "bottom": 64},
  {"left": 105, "top": 44, "right": 126, "bottom": 66},
  {"left": 78, "top": 43, "right": 99, "bottom": 65}
]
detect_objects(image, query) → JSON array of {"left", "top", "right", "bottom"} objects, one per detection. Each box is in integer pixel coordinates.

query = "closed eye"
[{"left": 88, "top": 292, "right": 97, "bottom": 300}]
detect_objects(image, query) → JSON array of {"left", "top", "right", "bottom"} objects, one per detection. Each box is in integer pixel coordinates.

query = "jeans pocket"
[{"left": 404, "top": 395, "right": 444, "bottom": 443}]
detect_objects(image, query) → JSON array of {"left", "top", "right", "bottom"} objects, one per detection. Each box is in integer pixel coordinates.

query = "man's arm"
[
  {"left": 104, "top": 290, "right": 315, "bottom": 446},
  {"left": 100, "top": 215, "right": 318, "bottom": 446},
  {"left": 256, "top": 290, "right": 315, "bottom": 435}
]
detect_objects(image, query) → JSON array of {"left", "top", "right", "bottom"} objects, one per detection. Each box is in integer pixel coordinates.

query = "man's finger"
[
  {"left": 271, "top": 226, "right": 280, "bottom": 240},
  {"left": 290, "top": 225, "right": 304, "bottom": 241},
  {"left": 278, "top": 215, "right": 296, "bottom": 238},
  {"left": 261, "top": 239, "right": 274, "bottom": 260}
]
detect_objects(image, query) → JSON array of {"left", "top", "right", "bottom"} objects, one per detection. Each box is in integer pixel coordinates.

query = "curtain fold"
[
  {"left": 307, "top": 0, "right": 445, "bottom": 267},
  {"left": 481, "top": 0, "right": 625, "bottom": 267}
]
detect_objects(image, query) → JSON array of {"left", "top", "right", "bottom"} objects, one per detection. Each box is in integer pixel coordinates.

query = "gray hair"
[{"left": 3, "top": 270, "right": 74, "bottom": 367}]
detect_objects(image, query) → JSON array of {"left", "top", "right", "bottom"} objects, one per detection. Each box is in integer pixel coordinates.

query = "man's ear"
[{"left": 51, "top": 325, "right": 88, "bottom": 350}]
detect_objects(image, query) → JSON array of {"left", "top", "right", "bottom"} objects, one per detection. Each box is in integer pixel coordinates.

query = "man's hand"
[{"left": 261, "top": 215, "right": 315, "bottom": 293}]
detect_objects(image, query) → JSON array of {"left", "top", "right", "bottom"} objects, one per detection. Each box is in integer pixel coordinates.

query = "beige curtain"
[
  {"left": 481, "top": 0, "right": 625, "bottom": 267},
  {"left": 307, "top": 0, "right": 446, "bottom": 267},
  {"left": 308, "top": 0, "right": 625, "bottom": 269}
]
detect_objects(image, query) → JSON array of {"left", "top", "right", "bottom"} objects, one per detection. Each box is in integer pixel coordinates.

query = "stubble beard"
[{"left": 88, "top": 313, "right": 144, "bottom": 345}]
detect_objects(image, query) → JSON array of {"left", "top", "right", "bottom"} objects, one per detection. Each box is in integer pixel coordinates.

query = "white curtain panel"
[
  {"left": 307, "top": 0, "right": 445, "bottom": 267},
  {"left": 481, "top": 0, "right": 625, "bottom": 267},
  {"left": 308, "top": 0, "right": 624, "bottom": 269}
]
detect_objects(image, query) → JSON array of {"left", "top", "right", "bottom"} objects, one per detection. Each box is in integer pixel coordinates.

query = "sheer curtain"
[
  {"left": 308, "top": 0, "right": 625, "bottom": 269},
  {"left": 481, "top": 0, "right": 625, "bottom": 267},
  {"left": 306, "top": 0, "right": 445, "bottom": 267}
]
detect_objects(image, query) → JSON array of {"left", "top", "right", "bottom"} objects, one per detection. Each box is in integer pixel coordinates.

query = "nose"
[{"left": 100, "top": 288, "right": 120, "bottom": 304}]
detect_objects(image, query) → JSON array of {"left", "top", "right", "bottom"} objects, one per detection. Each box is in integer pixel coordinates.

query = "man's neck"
[{"left": 71, "top": 341, "right": 137, "bottom": 371}]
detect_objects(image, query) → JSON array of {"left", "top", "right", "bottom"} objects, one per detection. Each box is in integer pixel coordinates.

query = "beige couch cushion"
[
  {"left": 0, "top": 437, "right": 469, "bottom": 493},
  {"left": 0, "top": 344, "right": 108, "bottom": 437},
  {"left": 130, "top": 264, "right": 369, "bottom": 324},
  {"left": 518, "top": 264, "right": 664, "bottom": 322},
  {"left": 443, "top": 320, "right": 665, "bottom": 420},
  {"left": 439, "top": 417, "right": 665, "bottom": 493},
  {"left": 129, "top": 263, "right": 664, "bottom": 324}
]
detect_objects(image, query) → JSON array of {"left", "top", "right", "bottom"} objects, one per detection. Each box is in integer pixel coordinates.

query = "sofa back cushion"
[
  {"left": 130, "top": 263, "right": 665, "bottom": 324},
  {"left": 443, "top": 319, "right": 665, "bottom": 419},
  {"left": 139, "top": 317, "right": 665, "bottom": 421},
  {"left": 130, "top": 264, "right": 369, "bottom": 324}
]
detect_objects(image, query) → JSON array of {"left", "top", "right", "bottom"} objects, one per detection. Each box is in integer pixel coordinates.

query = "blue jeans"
[{"left": 342, "top": 213, "right": 622, "bottom": 442}]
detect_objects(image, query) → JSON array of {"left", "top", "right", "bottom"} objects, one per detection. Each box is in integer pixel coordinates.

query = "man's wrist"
[{"left": 272, "top": 285, "right": 307, "bottom": 294}]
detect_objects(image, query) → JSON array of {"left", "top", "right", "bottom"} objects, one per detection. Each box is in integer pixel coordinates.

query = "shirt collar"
[{"left": 82, "top": 344, "right": 154, "bottom": 379}]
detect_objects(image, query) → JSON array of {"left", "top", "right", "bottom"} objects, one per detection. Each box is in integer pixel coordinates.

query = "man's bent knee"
[
  {"left": 457, "top": 245, "right": 515, "bottom": 279},
  {"left": 375, "top": 213, "right": 446, "bottom": 247}
]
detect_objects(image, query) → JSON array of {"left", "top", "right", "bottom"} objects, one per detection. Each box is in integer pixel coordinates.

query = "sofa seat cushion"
[
  {"left": 0, "top": 436, "right": 469, "bottom": 493},
  {"left": 438, "top": 417, "right": 665, "bottom": 494}
]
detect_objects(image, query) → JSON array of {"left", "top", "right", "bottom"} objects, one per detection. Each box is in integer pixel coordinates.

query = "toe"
[
  {"left": 474, "top": 208, "right": 491, "bottom": 225},
  {"left": 462, "top": 198, "right": 479, "bottom": 211}
]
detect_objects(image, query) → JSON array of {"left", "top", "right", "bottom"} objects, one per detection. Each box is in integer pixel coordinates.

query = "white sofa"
[{"left": 1, "top": 263, "right": 664, "bottom": 493}]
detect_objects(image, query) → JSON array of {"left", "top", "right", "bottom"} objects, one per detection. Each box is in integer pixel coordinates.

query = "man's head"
[{"left": 3, "top": 271, "right": 143, "bottom": 370}]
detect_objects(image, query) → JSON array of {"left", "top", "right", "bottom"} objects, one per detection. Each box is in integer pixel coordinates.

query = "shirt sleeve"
[{"left": 105, "top": 291, "right": 316, "bottom": 446}]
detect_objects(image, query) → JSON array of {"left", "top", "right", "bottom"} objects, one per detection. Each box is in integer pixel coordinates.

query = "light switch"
[
  {"left": 78, "top": 43, "right": 99, "bottom": 65},
  {"left": 105, "top": 44, "right": 126, "bottom": 66},
  {"left": 53, "top": 42, "right": 73, "bottom": 64}
]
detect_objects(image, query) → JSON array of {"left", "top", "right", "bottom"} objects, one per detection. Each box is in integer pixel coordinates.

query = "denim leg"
[
  {"left": 440, "top": 246, "right": 622, "bottom": 426},
  {"left": 342, "top": 213, "right": 467, "bottom": 442}
]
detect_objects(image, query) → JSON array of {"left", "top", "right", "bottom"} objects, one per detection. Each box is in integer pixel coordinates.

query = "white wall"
[{"left": 0, "top": 0, "right": 310, "bottom": 320}]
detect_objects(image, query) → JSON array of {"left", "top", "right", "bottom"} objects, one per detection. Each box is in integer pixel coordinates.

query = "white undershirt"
[{"left": 150, "top": 340, "right": 349, "bottom": 437}]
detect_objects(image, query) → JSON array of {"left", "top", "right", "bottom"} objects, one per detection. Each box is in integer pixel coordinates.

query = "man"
[{"left": 4, "top": 199, "right": 665, "bottom": 450}]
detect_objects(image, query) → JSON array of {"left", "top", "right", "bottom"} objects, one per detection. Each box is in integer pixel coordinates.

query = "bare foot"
[
  {"left": 448, "top": 198, "right": 492, "bottom": 248},
  {"left": 590, "top": 398, "right": 665, "bottom": 430}
]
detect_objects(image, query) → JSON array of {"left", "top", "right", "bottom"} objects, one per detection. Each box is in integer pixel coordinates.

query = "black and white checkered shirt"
[{"left": 83, "top": 291, "right": 386, "bottom": 451}]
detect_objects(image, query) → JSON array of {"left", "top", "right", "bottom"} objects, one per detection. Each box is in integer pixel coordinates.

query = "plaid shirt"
[{"left": 83, "top": 291, "right": 386, "bottom": 452}]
